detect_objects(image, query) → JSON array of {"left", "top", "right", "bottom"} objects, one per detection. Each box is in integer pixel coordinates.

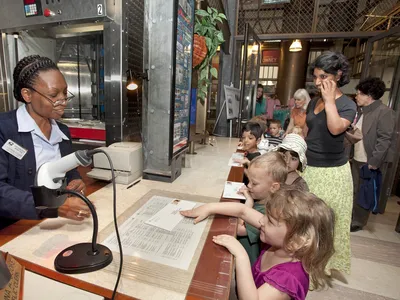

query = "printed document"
[
  {"left": 222, "top": 181, "right": 246, "bottom": 200},
  {"left": 228, "top": 152, "right": 244, "bottom": 166},
  {"left": 145, "top": 199, "right": 197, "bottom": 231},
  {"left": 103, "top": 196, "right": 207, "bottom": 270}
]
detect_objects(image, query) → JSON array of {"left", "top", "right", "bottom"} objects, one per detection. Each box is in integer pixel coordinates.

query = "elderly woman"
[
  {"left": 0, "top": 55, "right": 91, "bottom": 230},
  {"left": 302, "top": 51, "right": 357, "bottom": 275},
  {"left": 350, "top": 77, "right": 396, "bottom": 232},
  {"left": 286, "top": 88, "right": 311, "bottom": 136}
]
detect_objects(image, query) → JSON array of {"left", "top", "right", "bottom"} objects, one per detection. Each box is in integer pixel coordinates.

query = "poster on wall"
[
  {"left": 261, "top": 49, "right": 280, "bottom": 65},
  {"left": 172, "top": 0, "right": 194, "bottom": 155},
  {"left": 224, "top": 85, "right": 241, "bottom": 120}
]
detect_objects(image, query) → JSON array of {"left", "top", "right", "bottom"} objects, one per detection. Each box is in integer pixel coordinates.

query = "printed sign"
[
  {"left": 97, "top": 4, "right": 103, "bottom": 15},
  {"left": 261, "top": 49, "right": 280, "bottom": 65}
]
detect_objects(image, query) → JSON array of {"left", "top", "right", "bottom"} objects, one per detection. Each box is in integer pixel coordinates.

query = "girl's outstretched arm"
[
  {"left": 213, "top": 235, "right": 289, "bottom": 300},
  {"left": 181, "top": 202, "right": 263, "bottom": 228}
]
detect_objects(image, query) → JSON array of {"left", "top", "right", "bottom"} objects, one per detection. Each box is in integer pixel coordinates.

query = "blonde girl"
[{"left": 181, "top": 187, "right": 335, "bottom": 300}]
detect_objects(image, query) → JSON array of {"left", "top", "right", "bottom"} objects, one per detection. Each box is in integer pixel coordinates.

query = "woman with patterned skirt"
[{"left": 302, "top": 51, "right": 356, "bottom": 275}]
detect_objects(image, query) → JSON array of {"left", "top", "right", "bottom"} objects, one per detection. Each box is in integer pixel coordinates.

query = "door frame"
[
  {"left": 237, "top": 24, "right": 261, "bottom": 134},
  {"left": 360, "top": 25, "right": 400, "bottom": 213}
]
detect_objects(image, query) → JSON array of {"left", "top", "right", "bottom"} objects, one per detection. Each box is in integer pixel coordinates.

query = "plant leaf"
[
  {"left": 215, "top": 16, "right": 222, "bottom": 23},
  {"left": 200, "top": 68, "right": 208, "bottom": 80},
  {"left": 205, "top": 37, "right": 213, "bottom": 50},
  {"left": 207, "top": 7, "right": 212, "bottom": 14},
  {"left": 217, "top": 31, "right": 225, "bottom": 43},
  {"left": 218, "top": 13, "right": 227, "bottom": 20},
  {"left": 195, "top": 10, "right": 208, "bottom": 17},
  {"left": 194, "top": 23, "right": 202, "bottom": 34},
  {"left": 197, "top": 91, "right": 205, "bottom": 100},
  {"left": 200, "top": 84, "right": 208, "bottom": 93},
  {"left": 210, "top": 67, "right": 218, "bottom": 78}
]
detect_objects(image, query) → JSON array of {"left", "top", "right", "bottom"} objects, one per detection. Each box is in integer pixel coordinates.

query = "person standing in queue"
[
  {"left": 350, "top": 77, "right": 396, "bottom": 232},
  {"left": 302, "top": 51, "right": 357, "bottom": 275},
  {"left": 255, "top": 84, "right": 267, "bottom": 117},
  {"left": 0, "top": 55, "right": 91, "bottom": 230},
  {"left": 285, "top": 88, "right": 311, "bottom": 137}
]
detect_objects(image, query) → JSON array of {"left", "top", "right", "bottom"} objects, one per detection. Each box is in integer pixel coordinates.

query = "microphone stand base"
[{"left": 55, "top": 243, "right": 113, "bottom": 274}]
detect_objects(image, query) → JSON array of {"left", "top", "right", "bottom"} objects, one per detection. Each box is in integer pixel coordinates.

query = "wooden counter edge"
[{"left": 186, "top": 166, "right": 244, "bottom": 300}]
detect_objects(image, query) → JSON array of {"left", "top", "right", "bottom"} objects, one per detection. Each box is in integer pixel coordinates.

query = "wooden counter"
[{"left": 0, "top": 165, "right": 244, "bottom": 299}]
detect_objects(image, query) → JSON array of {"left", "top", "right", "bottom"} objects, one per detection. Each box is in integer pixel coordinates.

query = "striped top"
[{"left": 265, "top": 135, "right": 283, "bottom": 147}]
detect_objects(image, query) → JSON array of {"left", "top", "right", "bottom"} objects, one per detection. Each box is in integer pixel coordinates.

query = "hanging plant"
[{"left": 193, "top": 7, "right": 226, "bottom": 103}]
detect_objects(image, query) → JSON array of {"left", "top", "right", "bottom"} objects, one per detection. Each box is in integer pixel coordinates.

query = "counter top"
[{"left": 0, "top": 138, "right": 243, "bottom": 299}]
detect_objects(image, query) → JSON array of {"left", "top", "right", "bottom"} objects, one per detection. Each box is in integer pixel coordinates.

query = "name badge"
[{"left": 2, "top": 139, "right": 28, "bottom": 160}]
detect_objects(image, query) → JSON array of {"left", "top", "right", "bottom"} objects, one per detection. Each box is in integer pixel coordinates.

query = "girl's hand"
[
  {"left": 212, "top": 234, "right": 247, "bottom": 258},
  {"left": 180, "top": 204, "right": 211, "bottom": 224},
  {"left": 238, "top": 185, "right": 248, "bottom": 195},
  {"left": 320, "top": 79, "right": 337, "bottom": 105}
]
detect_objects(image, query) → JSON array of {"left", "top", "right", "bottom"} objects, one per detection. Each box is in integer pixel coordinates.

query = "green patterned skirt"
[{"left": 302, "top": 162, "right": 353, "bottom": 274}]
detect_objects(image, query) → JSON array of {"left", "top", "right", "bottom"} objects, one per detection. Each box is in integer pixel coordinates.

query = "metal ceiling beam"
[
  {"left": 363, "top": 3, "right": 400, "bottom": 31},
  {"left": 235, "top": 31, "right": 382, "bottom": 41}
]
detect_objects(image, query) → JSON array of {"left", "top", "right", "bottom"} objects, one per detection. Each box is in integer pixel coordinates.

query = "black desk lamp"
[{"left": 31, "top": 150, "right": 113, "bottom": 274}]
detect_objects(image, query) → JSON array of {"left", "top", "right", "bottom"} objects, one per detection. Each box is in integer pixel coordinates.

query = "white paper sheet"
[
  {"left": 222, "top": 181, "right": 246, "bottom": 200},
  {"left": 228, "top": 152, "right": 244, "bottom": 166},
  {"left": 145, "top": 199, "right": 197, "bottom": 231},
  {"left": 102, "top": 196, "right": 207, "bottom": 270}
]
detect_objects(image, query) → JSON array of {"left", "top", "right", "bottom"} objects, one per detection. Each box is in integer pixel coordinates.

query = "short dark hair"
[
  {"left": 309, "top": 51, "right": 350, "bottom": 87},
  {"left": 355, "top": 77, "right": 386, "bottom": 100},
  {"left": 269, "top": 119, "right": 282, "bottom": 128},
  {"left": 13, "top": 55, "right": 60, "bottom": 103},
  {"left": 242, "top": 122, "right": 263, "bottom": 139},
  {"left": 278, "top": 148, "right": 302, "bottom": 171}
]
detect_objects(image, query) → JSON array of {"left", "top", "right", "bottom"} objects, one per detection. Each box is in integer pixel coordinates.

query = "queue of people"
[
  {"left": 223, "top": 51, "right": 397, "bottom": 299},
  {"left": 0, "top": 51, "right": 397, "bottom": 300}
]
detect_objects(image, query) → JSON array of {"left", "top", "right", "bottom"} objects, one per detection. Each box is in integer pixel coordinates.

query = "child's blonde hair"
[
  {"left": 249, "top": 152, "right": 287, "bottom": 184},
  {"left": 265, "top": 187, "right": 335, "bottom": 289},
  {"left": 290, "top": 126, "right": 304, "bottom": 137}
]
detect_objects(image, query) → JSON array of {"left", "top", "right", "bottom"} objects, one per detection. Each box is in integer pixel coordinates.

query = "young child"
[
  {"left": 265, "top": 119, "right": 283, "bottom": 148},
  {"left": 290, "top": 125, "right": 305, "bottom": 138},
  {"left": 237, "top": 152, "right": 288, "bottom": 265},
  {"left": 236, "top": 122, "right": 263, "bottom": 166},
  {"left": 276, "top": 133, "right": 309, "bottom": 192},
  {"left": 181, "top": 187, "right": 335, "bottom": 300},
  {"left": 247, "top": 117, "right": 270, "bottom": 154}
]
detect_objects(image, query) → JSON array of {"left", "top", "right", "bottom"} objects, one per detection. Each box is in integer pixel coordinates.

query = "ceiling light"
[{"left": 289, "top": 39, "right": 302, "bottom": 52}]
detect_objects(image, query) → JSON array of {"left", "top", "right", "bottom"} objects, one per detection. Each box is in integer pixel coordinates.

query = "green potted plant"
[{"left": 193, "top": 7, "right": 226, "bottom": 103}]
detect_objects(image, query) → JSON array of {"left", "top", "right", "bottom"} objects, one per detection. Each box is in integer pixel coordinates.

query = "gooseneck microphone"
[
  {"left": 31, "top": 149, "right": 123, "bottom": 298},
  {"left": 32, "top": 149, "right": 113, "bottom": 274}
]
